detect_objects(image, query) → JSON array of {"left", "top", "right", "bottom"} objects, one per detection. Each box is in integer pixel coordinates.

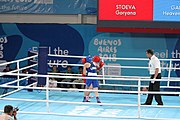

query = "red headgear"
[{"left": 93, "top": 56, "right": 101, "bottom": 62}]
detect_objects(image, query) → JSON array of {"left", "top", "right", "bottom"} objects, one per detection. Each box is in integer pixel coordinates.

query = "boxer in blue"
[{"left": 82, "top": 55, "right": 104, "bottom": 103}]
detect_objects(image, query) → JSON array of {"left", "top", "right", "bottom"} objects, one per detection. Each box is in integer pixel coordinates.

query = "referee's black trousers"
[{"left": 145, "top": 73, "right": 163, "bottom": 105}]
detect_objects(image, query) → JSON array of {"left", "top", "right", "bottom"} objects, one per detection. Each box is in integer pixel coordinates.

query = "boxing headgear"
[
  {"left": 93, "top": 56, "right": 101, "bottom": 62},
  {"left": 86, "top": 55, "right": 92, "bottom": 63}
]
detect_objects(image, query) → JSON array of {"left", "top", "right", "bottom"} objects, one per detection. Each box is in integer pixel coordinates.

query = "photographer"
[{"left": 0, "top": 105, "right": 18, "bottom": 120}]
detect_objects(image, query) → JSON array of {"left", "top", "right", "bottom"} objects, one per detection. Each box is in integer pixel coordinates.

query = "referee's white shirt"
[{"left": 149, "top": 55, "right": 161, "bottom": 75}]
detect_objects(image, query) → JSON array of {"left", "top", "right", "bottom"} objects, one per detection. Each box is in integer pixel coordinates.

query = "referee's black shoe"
[
  {"left": 157, "top": 104, "right": 163, "bottom": 106},
  {"left": 141, "top": 103, "right": 151, "bottom": 105}
]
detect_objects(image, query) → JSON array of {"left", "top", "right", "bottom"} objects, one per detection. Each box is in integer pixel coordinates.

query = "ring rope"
[
  {"left": 0, "top": 85, "right": 179, "bottom": 95},
  {"left": 1, "top": 72, "right": 180, "bottom": 82},
  {"left": 48, "top": 72, "right": 149, "bottom": 78},
  {"left": 0, "top": 54, "right": 180, "bottom": 120},
  {"left": 48, "top": 72, "right": 180, "bottom": 80},
  {"left": 0, "top": 109, "right": 179, "bottom": 120},
  {"left": 13, "top": 63, "right": 38, "bottom": 73},
  {"left": 0, "top": 55, "right": 38, "bottom": 67},
  {"left": 48, "top": 63, "right": 180, "bottom": 70},
  {"left": 0, "top": 82, "right": 37, "bottom": 98},
  {"left": 48, "top": 54, "right": 180, "bottom": 61},
  {"left": 2, "top": 76, "right": 30, "bottom": 86},
  {"left": 1, "top": 97, "right": 180, "bottom": 109},
  {"left": 49, "top": 81, "right": 180, "bottom": 89}
]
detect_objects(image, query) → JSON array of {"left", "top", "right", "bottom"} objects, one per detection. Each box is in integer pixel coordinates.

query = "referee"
[{"left": 142, "top": 49, "right": 163, "bottom": 105}]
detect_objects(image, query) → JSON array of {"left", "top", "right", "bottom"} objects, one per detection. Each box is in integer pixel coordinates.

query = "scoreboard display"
[{"left": 97, "top": 0, "right": 180, "bottom": 33}]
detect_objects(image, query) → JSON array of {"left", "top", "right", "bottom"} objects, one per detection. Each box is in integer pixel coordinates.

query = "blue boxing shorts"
[{"left": 86, "top": 76, "right": 99, "bottom": 88}]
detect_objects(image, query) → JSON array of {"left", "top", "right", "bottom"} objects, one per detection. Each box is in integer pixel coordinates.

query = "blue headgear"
[{"left": 86, "top": 55, "right": 92, "bottom": 63}]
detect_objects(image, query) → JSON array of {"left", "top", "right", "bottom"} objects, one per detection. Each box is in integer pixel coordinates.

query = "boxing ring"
[{"left": 0, "top": 53, "right": 180, "bottom": 120}]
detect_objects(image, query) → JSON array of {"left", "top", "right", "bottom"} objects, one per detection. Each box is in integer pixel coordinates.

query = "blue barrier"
[{"left": 0, "top": 77, "right": 27, "bottom": 95}]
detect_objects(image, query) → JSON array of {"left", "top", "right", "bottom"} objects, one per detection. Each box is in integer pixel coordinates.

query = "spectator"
[
  {"left": 3, "top": 65, "right": 15, "bottom": 79},
  {"left": 22, "top": 68, "right": 28, "bottom": 74},
  {"left": 67, "top": 66, "right": 73, "bottom": 74},
  {"left": 27, "top": 69, "right": 37, "bottom": 92},
  {"left": 0, "top": 105, "right": 17, "bottom": 120},
  {"left": 3, "top": 65, "right": 12, "bottom": 72},
  {"left": 61, "top": 66, "right": 74, "bottom": 88},
  {"left": 142, "top": 87, "right": 148, "bottom": 95},
  {"left": 51, "top": 65, "right": 59, "bottom": 73},
  {"left": 72, "top": 66, "right": 85, "bottom": 89},
  {"left": 20, "top": 68, "right": 28, "bottom": 79},
  {"left": 142, "top": 87, "right": 148, "bottom": 92},
  {"left": 49, "top": 65, "right": 59, "bottom": 88}
]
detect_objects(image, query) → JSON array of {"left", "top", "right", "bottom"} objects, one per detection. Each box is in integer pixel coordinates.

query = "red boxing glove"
[
  {"left": 97, "top": 61, "right": 104, "bottom": 70},
  {"left": 93, "top": 56, "right": 101, "bottom": 63},
  {"left": 82, "top": 74, "right": 86, "bottom": 83},
  {"left": 82, "top": 58, "right": 86, "bottom": 64},
  {"left": 99, "top": 61, "right": 104, "bottom": 68}
]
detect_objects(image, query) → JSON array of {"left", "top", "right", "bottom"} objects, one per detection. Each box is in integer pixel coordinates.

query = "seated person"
[
  {"left": 61, "top": 66, "right": 74, "bottom": 88},
  {"left": 142, "top": 87, "right": 148, "bottom": 95},
  {"left": 20, "top": 68, "right": 28, "bottom": 79},
  {"left": 49, "top": 65, "right": 59, "bottom": 88},
  {"left": 72, "top": 66, "right": 85, "bottom": 89},
  {"left": 27, "top": 69, "right": 37, "bottom": 92},
  {"left": 0, "top": 105, "right": 17, "bottom": 120},
  {"left": 22, "top": 69, "right": 28, "bottom": 74},
  {"left": 3, "top": 65, "right": 12, "bottom": 72},
  {"left": 3, "top": 65, "right": 13, "bottom": 78}
]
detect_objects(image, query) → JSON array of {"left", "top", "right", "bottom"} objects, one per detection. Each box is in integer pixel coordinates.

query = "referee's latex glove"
[{"left": 151, "top": 78, "right": 156, "bottom": 84}]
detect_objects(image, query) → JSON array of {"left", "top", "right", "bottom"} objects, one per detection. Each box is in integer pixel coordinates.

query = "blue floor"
[{"left": 0, "top": 90, "right": 180, "bottom": 120}]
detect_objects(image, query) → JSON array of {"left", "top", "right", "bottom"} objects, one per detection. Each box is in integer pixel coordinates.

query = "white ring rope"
[
  {"left": 1, "top": 73, "right": 178, "bottom": 95},
  {"left": 48, "top": 54, "right": 180, "bottom": 61},
  {"left": 48, "top": 72, "right": 148, "bottom": 78},
  {"left": 0, "top": 97, "right": 180, "bottom": 108},
  {"left": 0, "top": 110, "right": 179, "bottom": 120},
  {"left": 29, "top": 60, "right": 38, "bottom": 63},
  {"left": 48, "top": 81, "right": 180, "bottom": 89},
  {"left": 0, "top": 110, "right": 140, "bottom": 119},
  {"left": 0, "top": 85, "right": 180, "bottom": 95},
  {"left": 48, "top": 63, "right": 180, "bottom": 70},
  {"left": 0, "top": 72, "right": 180, "bottom": 82},
  {"left": 29, "top": 68, "right": 38, "bottom": 73},
  {"left": 0, "top": 63, "right": 38, "bottom": 81},
  {"left": 0, "top": 54, "right": 180, "bottom": 120},
  {"left": 0, "top": 55, "right": 38, "bottom": 66},
  {"left": 0, "top": 97, "right": 138, "bottom": 107},
  {"left": 10, "top": 63, "right": 38, "bottom": 73},
  {"left": 1, "top": 73, "right": 38, "bottom": 86},
  {"left": 48, "top": 72, "right": 180, "bottom": 80},
  {"left": 0, "top": 82, "right": 37, "bottom": 98},
  {"left": 2, "top": 76, "right": 30, "bottom": 86},
  {"left": 28, "top": 50, "right": 38, "bottom": 55}
]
